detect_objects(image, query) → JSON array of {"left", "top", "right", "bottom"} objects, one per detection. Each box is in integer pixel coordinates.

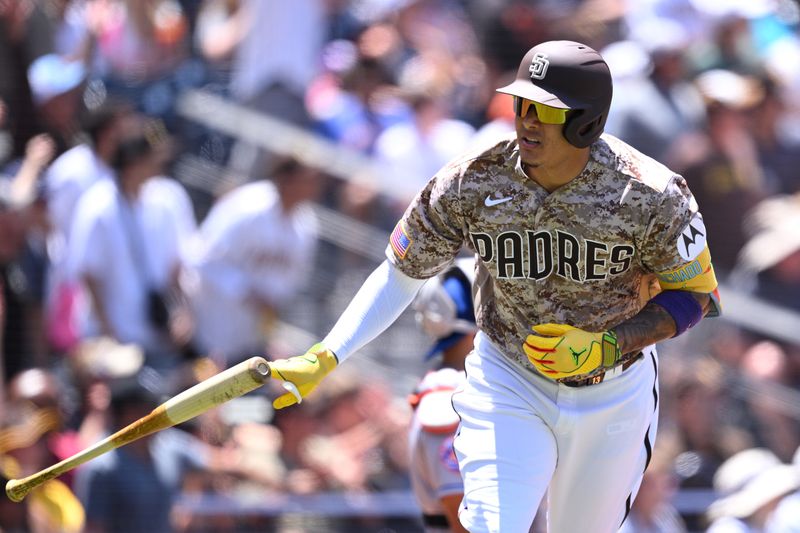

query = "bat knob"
[
  {"left": 5, "top": 479, "right": 28, "bottom": 502},
  {"left": 248, "top": 356, "right": 272, "bottom": 382}
]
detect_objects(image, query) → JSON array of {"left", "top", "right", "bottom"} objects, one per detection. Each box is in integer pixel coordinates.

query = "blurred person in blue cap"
[
  {"left": 27, "top": 53, "right": 87, "bottom": 154},
  {"left": 407, "top": 257, "right": 475, "bottom": 532}
]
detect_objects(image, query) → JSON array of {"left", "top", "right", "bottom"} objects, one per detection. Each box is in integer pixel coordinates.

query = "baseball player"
[
  {"left": 266, "top": 40, "right": 721, "bottom": 532},
  {"left": 408, "top": 259, "right": 476, "bottom": 533}
]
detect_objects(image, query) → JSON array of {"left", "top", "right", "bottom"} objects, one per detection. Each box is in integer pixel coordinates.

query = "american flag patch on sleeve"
[{"left": 390, "top": 222, "right": 413, "bottom": 259}]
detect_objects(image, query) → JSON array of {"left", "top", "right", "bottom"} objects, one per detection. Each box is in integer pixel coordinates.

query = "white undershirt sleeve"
[{"left": 322, "top": 259, "right": 427, "bottom": 362}]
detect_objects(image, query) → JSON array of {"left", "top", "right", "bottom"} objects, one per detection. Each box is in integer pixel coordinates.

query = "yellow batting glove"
[
  {"left": 268, "top": 343, "right": 338, "bottom": 409},
  {"left": 522, "top": 324, "right": 621, "bottom": 380}
]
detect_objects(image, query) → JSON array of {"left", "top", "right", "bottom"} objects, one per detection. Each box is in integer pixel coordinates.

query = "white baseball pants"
[{"left": 452, "top": 332, "right": 659, "bottom": 533}]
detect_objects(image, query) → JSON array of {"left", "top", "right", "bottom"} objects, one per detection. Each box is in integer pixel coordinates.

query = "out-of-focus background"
[{"left": 1, "top": 0, "right": 799, "bottom": 532}]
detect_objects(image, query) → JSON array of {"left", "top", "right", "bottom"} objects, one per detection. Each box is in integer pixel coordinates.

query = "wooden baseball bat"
[{"left": 5, "top": 356, "right": 272, "bottom": 502}]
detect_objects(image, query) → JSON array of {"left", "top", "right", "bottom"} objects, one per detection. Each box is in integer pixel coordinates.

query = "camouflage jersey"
[{"left": 386, "top": 132, "right": 706, "bottom": 375}]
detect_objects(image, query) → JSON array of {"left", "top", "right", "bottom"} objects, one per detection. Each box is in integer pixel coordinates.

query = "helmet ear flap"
[{"left": 563, "top": 110, "right": 606, "bottom": 148}]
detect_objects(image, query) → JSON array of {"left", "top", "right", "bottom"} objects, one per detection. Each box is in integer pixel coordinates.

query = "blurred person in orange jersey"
[{"left": 407, "top": 259, "right": 475, "bottom": 533}]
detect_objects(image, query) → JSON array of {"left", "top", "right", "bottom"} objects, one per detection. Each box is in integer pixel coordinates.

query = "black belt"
[
  {"left": 423, "top": 514, "right": 450, "bottom": 528},
  {"left": 560, "top": 352, "right": 643, "bottom": 388}
]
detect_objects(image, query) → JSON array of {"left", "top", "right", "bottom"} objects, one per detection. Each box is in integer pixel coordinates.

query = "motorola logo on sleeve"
[{"left": 677, "top": 214, "right": 707, "bottom": 262}]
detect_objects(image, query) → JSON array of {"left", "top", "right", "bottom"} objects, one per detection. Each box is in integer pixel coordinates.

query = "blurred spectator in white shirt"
[
  {"left": 46, "top": 99, "right": 134, "bottom": 252},
  {"left": 183, "top": 157, "right": 320, "bottom": 365},
  {"left": 44, "top": 99, "right": 135, "bottom": 353},
  {"left": 69, "top": 121, "right": 193, "bottom": 372}
]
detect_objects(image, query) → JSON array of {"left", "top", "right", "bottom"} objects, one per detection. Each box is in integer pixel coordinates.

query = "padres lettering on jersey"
[
  {"left": 470, "top": 229, "right": 634, "bottom": 281},
  {"left": 386, "top": 133, "right": 705, "bottom": 372}
]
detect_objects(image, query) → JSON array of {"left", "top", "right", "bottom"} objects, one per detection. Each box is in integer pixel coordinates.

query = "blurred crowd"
[{"left": 1, "top": 0, "right": 800, "bottom": 532}]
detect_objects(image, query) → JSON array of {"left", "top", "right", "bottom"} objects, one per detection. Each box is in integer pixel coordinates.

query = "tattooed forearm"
[
  {"left": 612, "top": 303, "right": 675, "bottom": 355},
  {"left": 612, "top": 291, "right": 712, "bottom": 355}
]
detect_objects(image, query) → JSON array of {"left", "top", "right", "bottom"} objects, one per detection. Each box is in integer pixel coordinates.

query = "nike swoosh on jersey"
[{"left": 484, "top": 195, "right": 513, "bottom": 207}]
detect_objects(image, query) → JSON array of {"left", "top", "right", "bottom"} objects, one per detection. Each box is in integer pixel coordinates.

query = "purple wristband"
[{"left": 651, "top": 291, "right": 703, "bottom": 337}]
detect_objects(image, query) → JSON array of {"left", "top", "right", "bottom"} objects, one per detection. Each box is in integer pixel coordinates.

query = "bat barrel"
[{"left": 160, "top": 356, "right": 272, "bottom": 425}]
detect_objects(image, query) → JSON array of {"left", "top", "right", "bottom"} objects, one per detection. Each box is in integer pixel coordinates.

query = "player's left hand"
[
  {"left": 523, "top": 324, "right": 621, "bottom": 380},
  {"left": 268, "top": 343, "right": 338, "bottom": 409}
]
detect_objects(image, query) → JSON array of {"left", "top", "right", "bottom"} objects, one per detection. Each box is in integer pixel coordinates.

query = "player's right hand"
[
  {"left": 523, "top": 324, "right": 621, "bottom": 380},
  {"left": 267, "top": 344, "right": 338, "bottom": 409}
]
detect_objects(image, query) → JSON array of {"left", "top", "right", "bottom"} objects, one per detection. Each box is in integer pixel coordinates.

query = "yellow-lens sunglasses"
[{"left": 513, "top": 96, "right": 568, "bottom": 124}]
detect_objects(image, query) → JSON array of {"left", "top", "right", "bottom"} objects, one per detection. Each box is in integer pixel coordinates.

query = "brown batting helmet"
[{"left": 497, "top": 40, "right": 613, "bottom": 148}]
